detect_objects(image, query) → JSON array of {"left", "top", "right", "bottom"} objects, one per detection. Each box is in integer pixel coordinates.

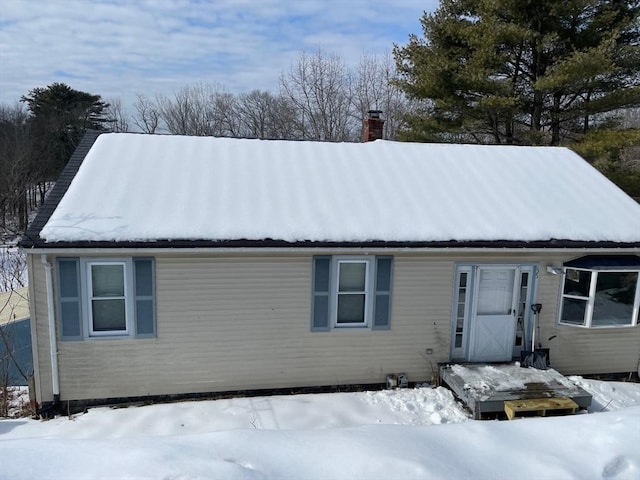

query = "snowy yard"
[{"left": 1, "top": 378, "right": 639, "bottom": 480}]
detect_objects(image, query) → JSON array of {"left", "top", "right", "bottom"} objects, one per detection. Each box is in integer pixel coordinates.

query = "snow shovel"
[{"left": 521, "top": 303, "right": 548, "bottom": 369}]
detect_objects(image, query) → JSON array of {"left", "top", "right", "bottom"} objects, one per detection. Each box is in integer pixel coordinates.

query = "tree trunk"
[
  {"left": 18, "top": 190, "right": 27, "bottom": 233},
  {"left": 530, "top": 37, "right": 546, "bottom": 140},
  {"left": 551, "top": 92, "right": 562, "bottom": 145},
  {"left": 583, "top": 90, "right": 592, "bottom": 134}
]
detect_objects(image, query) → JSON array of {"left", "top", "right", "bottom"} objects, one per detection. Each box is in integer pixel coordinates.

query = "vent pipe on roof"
[{"left": 364, "top": 110, "right": 384, "bottom": 142}]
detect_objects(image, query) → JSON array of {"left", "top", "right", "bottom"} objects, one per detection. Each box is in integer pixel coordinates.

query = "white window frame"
[
  {"left": 559, "top": 267, "right": 640, "bottom": 328},
  {"left": 332, "top": 257, "right": 374, "bottom": 328},
  {"left": 81, "top": 258, "right": 134, "bottom": 337}
]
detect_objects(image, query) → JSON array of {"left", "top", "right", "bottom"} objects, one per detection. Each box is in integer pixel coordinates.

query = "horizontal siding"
[
  {"left": 393, "top": 258, "right": 453, "bottom": 362},
  {"left": 29, "top": 257, "right": 53, "bottom": 403},
  {"left": 54, "top": 255, "right": 458, "bottom": 401},
  {"left": 27, "top": 250, "right": 640, "bottom": 403},
  {"left": 544, "top": 327, "right": 640, "bottom": 374}
]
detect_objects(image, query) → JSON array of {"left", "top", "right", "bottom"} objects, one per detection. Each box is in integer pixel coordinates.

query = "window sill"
[
  {"left": 86, "top": 333, "right": 133, "bottom": 339},
  {"left": 558, "top": 322, "right": 638, "bottom": 329},
  {"left": 332, "top": 325, "right": 373, "bottom": 331}
]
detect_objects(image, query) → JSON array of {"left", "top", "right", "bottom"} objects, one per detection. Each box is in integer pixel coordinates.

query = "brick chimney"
[{"left": 363, "top": 110, "right": 384, "bottom": 142}]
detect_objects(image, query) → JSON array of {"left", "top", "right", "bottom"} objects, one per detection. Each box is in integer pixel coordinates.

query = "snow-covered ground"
[{"left": 1, "top": 379, "right": 639, "bottom": 480}]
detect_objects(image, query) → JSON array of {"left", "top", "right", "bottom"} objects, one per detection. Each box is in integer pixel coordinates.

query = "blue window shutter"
[
  {"left": 133, "top": 258, "right": 156, "bottom": 337},
  {"left": 311, "top": 256, "right": 331, "bottom": 331},
  {"left": 57, "top": 258, "right": 83, "bottom": 340},
  {"left": 373, "top": 256, "right": 393, "bottom": 330}
]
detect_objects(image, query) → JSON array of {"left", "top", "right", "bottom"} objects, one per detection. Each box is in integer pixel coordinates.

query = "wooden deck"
[{"left": 439, "top": 363, "right": 592, "bottom": 419}]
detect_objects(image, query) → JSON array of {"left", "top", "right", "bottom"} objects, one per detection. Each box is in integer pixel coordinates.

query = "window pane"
[
  {"left": 561, "top": 297, "right": 587, "bottom": 325},
  {"left": 339, "top": 263, "right": 366, "bottom": 292},
  {"left": 453, "top": 271, "right": 468, "bottom": 351},
  {"left": 563, "top": 269, "right": 591, "bottom": 297},
  {"left": 92, "top": 299, "right": 126, "bottom": 331},
  {"left": 92, "top": 264, "right": 124, "bottom": 297},
  {"left": 337, "top": 294, "right": 365, "bottom": 324},
  {"left": 592, "top": 272, "right": 638, "bottom": 326},
  {"left": 515, "top": 271, "right": 528, "bottom": 348},
  {"left": 477, "top": 268, "right": 515, "bottom": 315}
]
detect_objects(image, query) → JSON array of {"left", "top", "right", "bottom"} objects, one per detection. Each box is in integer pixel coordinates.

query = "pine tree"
[
  {"left": 21, "top": 83, "right": 111, "bottom": 183},
  {"left": 393, "top": 0, "right": 640, "bottom": 146}
]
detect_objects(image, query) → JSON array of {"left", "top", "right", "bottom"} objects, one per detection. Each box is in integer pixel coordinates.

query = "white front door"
[{"left": 468, "top": 266, "right": 519, "bottom": 362}]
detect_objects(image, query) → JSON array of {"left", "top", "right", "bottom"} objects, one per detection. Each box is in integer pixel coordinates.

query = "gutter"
[
  {"left": 22, "top": 245, "right": 640, "bottom": 256},
  {"left": 41, "top": 254, "right": 60, "bottom": 408}
]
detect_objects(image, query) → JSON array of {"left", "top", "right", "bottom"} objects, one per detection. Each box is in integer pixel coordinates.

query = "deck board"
[
  {"left": 439, "top": 363, "right": 592, "bottom": 419},
  {"left": 504, "top": 397, "right": 578, "bottom": 420}
]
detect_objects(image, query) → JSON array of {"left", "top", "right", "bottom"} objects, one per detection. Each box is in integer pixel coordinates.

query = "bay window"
[{"left": 559, "top": 256, "right": 640, "bottom": 328}]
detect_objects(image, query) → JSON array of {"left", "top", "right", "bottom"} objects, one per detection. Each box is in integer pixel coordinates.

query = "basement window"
[{"left": 559, "top": 256, "right": 640, "bottom": 328}]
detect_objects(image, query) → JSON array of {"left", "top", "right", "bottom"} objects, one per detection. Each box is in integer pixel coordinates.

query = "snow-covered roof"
[{"left": 37, "top": 132, "right": 640, "bottom": 244}]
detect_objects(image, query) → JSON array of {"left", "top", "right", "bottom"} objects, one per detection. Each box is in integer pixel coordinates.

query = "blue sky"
[{"left": 0, "top": 0, "right": 438, "bottom": 109}]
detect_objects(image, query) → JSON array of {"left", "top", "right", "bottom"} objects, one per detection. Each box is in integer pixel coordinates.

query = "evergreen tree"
[
  {"left": 394, "top": 0, "right": 640, "bottom": 146},
  {"left": 21, "top": 83, "right": 110, "bottom": 182}
]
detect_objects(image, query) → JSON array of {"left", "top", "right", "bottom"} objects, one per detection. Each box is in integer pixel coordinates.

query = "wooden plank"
[{"left": 504, "top": 397, "right": 578, "bottom": 420}]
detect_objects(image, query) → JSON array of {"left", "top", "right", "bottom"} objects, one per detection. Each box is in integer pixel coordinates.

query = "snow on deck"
[
  {"left": 40, "top": 133, "right": 640, "bottom": 243},
  {"left": 440, "top": 364, "right": 593, "bottom": 418},
  {"left": 450, "top": 364, "right": 577, "bottom": 400}
]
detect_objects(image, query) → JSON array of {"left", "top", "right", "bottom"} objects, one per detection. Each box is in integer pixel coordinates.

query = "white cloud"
[{"left": 0, "top": 0, "right": 437, "bottom": 108}]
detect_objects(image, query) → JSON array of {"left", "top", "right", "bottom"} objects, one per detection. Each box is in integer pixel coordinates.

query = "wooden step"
[{"left": 504, "top": 397, "right": 578, "bottom": 420}]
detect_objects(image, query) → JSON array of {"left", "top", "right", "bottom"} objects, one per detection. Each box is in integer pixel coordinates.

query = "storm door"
[{"left": 451, "top": 264, "right": 537, "bottom": 362}]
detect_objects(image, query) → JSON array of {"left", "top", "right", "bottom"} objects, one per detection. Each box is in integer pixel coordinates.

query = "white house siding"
[{"left": 28, "top": 250, "right": 640, "bottom": 404}]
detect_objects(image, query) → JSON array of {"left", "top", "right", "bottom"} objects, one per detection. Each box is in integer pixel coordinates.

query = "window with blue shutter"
[
  {"left": 311, "top": 255, "right": 393, "bottom": 331},
  {"left": 56, "top": 257, "right": 156, "bottom": 340}
]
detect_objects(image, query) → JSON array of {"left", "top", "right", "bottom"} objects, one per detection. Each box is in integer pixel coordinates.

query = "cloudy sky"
[{"left": 0, "top": 0, "right": 437, "bottom": 109}]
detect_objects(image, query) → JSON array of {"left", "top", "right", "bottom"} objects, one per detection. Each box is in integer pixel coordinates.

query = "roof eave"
[{"left": 19, "top": 238, "right": 640, "bottom": 250}]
